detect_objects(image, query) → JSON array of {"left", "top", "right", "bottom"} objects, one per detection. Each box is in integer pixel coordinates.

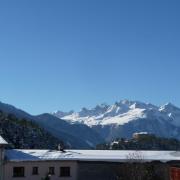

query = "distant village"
[{"left": 97, "top": 132, "right": 180, "bottom": 151}]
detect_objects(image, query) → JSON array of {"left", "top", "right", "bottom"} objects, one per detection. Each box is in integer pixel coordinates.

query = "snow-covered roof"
[
  {"left": 0, "top": 136, "right": 8, "bottom": 145},
  {"left": 133, "top": 132, "right": 148, "bottom": 136},
  {"left": 5, "top": 149, "right": 180, "bottom": 163}
]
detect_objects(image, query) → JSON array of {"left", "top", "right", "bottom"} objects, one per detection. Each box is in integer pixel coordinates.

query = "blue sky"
[{"left": 0, "top": 0, "right": 180, "bottom": 114}]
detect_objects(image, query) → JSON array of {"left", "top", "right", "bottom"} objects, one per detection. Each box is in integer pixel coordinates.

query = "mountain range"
[
  {"left": 1, "top": 100, "right": 180, "bottom": 148},
  {"left": 52, "top": 100, "right": 180, "bottom": 142},
  {"left": 0, "top": 101, "right": 103, "bottom": 148}
]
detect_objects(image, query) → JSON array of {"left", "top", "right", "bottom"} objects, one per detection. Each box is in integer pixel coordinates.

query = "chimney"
[{"left": 58, "top": 144, "right": 65, "bottom": 152}]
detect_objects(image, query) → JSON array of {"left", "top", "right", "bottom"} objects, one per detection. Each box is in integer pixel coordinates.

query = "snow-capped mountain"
[
  {"left": 52, "top": 100, "right": 180, "bottom": 141},
  {"left": 1, "top": 99, "right": 180, "bottom": 148},
  {"left": 53, "top": 100, "right": 179, "bottom": 127},
  {"left": 159, "top": 103, "right": 180, "bottom": 127},
  {"left": 52, "top": 110, "right": 74, "bottom": 119}
]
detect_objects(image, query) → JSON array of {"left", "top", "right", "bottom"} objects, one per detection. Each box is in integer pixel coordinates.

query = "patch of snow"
[
  {"left": 133, "top": 132, "right": 148, "bottom": 136},
  {"left": 0, "top": 136, "right": 8, "bottom": 145}
]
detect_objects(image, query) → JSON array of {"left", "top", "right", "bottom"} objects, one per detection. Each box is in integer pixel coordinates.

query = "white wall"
[
  {"left": 4, "top": 160, "right": 78, "bottom": 180},
  {"left": 0, "top": 145, "right": 5, "bottom": 180}
]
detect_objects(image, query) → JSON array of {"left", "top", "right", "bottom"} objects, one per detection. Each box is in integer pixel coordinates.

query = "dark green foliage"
[
  {"left": 115, "top": 163, "right": 165, "bottom": 180},
  {"left": 0, "top": 110, "right": 63, "bottom": 149},
  {"left": 96, "top": 134, "right": 180, "bottom": 150}
]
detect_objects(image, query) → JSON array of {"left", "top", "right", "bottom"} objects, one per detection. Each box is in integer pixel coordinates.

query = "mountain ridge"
[
  {"left": 52, "top": 100, "right": 180, "bottom": 127},
  {"left": 52, "top": 100, "right": 180, "bottom": 141},
  {"left": 1, "top": 99, "right": 180, "bottom": 148},
  {"left": 0, "top": 101, "right": 103, "bottom": 148}
]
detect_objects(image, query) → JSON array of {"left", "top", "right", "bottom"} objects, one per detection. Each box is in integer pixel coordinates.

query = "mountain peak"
[
  {"left": 52, "top": 100, "right": 180, "bottom": 127},
  {"left": 164, "top": 102, "right": 176, "bottom": 107},
  {"left": 120, "top": 99, "right": 132, "bottom": 105},
  {"left": 159, "top": 102, "right": 179, "bottom": 112},
  {"left": 52, "top": 110, "right": 74, "bottom": 118}
]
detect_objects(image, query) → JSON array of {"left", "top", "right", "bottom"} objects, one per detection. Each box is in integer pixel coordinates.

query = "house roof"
[
  {"left": 5, "top": 149, "right": 180, "bottom": 163},
  {"left": 0, "top": 136, "right": 8, "bottom": 145}
]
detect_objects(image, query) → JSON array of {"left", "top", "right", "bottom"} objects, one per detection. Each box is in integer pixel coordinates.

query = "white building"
[{"left": 1, "top": 136, "right": 180, "bottom": 180}]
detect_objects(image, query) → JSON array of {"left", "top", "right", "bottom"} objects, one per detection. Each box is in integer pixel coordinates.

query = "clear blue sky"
[{"left": 0, "top": 0, "right": 180, "bottom": 114}]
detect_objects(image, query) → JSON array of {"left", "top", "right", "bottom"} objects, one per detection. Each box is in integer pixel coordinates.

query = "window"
[
  {"left": 32, "top": 167, "right": 38, "bottom": 175},
  {"left": 13, "top": 167, "right": 25, "bottom": 177},
  {"left": 49, "top": 167, "right": 55, "bottom": 175},
  {"left": 60, "top": 167, "right": 70, "bottom": 177}
]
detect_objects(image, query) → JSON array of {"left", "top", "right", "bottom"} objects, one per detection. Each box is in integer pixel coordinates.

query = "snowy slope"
[
  {"left": 159, "top": 103, "right": 180, "bottom": 127},
  {"left": 52, "top": 100, "right": 180, "bottom": 141},
  {"left": 53, "top": 100, "right": 180, "bottom": 127}
]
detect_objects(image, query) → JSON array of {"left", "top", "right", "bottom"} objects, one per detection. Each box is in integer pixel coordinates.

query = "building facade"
[
  {"left": 0, "top": 136, "right": 8, "bottom": 180},
  {"left": 1, "top": 136, "right": 180, "bottom": 180},
  {"left": 4, "top": 161, "right": 78, "bottom": 180}
]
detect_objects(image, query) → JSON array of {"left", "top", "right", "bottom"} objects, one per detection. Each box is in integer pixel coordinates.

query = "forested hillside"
[{"left": 0, "top": 111, "right": 63, "bottom": 149}]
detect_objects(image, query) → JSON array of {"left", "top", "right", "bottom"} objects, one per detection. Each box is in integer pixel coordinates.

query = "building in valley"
[{"left": 1, "top": 136, "right": 180, "bottom": 180}]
